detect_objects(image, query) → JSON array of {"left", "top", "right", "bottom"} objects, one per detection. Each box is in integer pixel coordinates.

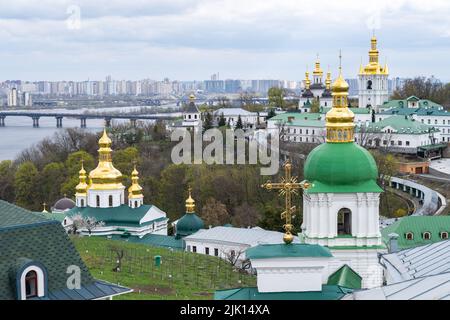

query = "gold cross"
[{"left": 261, "top": 159, "right": 311, "bottom": 244}]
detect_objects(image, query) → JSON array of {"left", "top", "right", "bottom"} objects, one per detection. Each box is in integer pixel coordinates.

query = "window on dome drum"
[
  {"left": 134, "top": 201, "right": 138, "bottom": 208},
  {"left": 440, "top": 232, "right": 448, "bottom": 240},
  {"left": 337, "top": 208, "right": 351, "bottom": 235},
  {"left": 96, "top": 195, "right": 100, "bottom": 207},
  {"left": 423, "top": 232, "right": 431, "bottom": 240},
  {"left": 406, "top": 232, "right": 414, "bottom": 240},
  {"left": 109, "top": 195, "right": 113, "bottom": 207},
  {"left": 25, "top": 270, "right": 38, "bottom": 299},
  {"left": 80, "top": 199, "right": 84, "bottom": 207}
]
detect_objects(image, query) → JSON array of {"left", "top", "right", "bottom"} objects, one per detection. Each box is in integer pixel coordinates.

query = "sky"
[{"left": 0, "top": 0, "right": 450, "bottom": 82}]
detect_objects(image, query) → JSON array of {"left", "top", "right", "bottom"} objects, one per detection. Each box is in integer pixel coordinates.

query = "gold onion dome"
[
  {"left": 185, "top": 187, "right": 195, "bottom": 213},
  {"left": 128, "top": 165, "right": 143, "bottom": 198},
  {"left": 304, "top": 71, "right": 311, "bottom": 89},
  {"left": 313, "top": 56, "right": 323, "bottom": 76},
  {"left": 88, "top": 129, "right": 124, "bottom": 190},
  {"left": 325, "top": 71, "right": 332, "bottom": 90},
  {"left": 325, "top": 54, "right": 355, "bottom": 143},
  {"left": 360, "top": 35, "right": 388, "bottom": 75},
  {"left": 75, "top": 161, "right": 88, "bottom": 195}
]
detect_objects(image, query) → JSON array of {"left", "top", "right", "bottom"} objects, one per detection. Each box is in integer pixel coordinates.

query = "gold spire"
[
  {"left": 88, "top": 129, "right": 124, "bottom": 190},
  {"left": 128, "top": 163, "right": 143, "bottom": 199},
  {"left": 42, "top": 202, "right": 48, "bottom": 213},
  {"left": 304, "top": 70, "right": 311, "bottom": 90},
  {"left": 185, "top": 186, "right": 195, "bottom": 214},
  {"left": 261, "top": 160, "right": 311, "bottom": 244},
  {"left": 325, "top": 69, "right": 332, "bottom": 90},
  {"left": 360, "top": 35, "right": 388, "bottom": 75},
  {"left": 313, "top": 54, "right": 323, "bottom": 77},
  {"left": 75, "top": 160, "right": 88, "bottom": 196},
  {"left": 325, "top": 52, "right": 355, "bottom": 143}
]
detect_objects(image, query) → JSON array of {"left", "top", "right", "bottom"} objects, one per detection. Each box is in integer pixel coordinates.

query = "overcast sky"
[{"left": 0, "top": 0, "right": 449, "bottom": 82}]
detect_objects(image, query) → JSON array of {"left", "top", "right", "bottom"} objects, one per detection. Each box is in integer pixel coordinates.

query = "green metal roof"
[
  {"left": 320, "top": 107, "right": 370, "bottom": 115},
  {"left": 36, "top": 211, "right": 67, "bottom": 223},
  {"left": 214, "top": 285, "right": 353, "bottom": 300},
  {"left": 0, "top": 200, "right": 130, "bottom": 300},
  {"left": 246, "top": 243, "right": 332, "bottom": 259},
  {"left": 381, "top": 216, "right": 450, "bottom": 249},
  {"left": 382, "top": 97, "right": 444, "bottom": 111},
  {"left": 269, "top": 112, "right": 322, "bottom": 122},
  {"left": 417, "top": 143, "right": 448, "bottom": 151},
  {"left": 363, "top": 115, "right": 439, "bottom": 135},
  {"left": 327, "top": 265, "right": 362, "bottom": 289},
  {"left": 285, "top": 119, "right": 325, "bottom": 127},
  {"left": 176, "top": 213, "right": 204, "bottom": 238},
  {"left": 304, "top": 142, "right": 383, "bottom": 193},
  {"left": 65, "top": 204, "right": 167, "bottom": 227}
]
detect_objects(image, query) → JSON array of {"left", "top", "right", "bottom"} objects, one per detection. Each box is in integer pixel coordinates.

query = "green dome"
[
  {"left": 304, "top": 142, "right": 382, "bottom": 193},
  {"left": 176, "top": 213, "right": 204, "bottom": 238}
]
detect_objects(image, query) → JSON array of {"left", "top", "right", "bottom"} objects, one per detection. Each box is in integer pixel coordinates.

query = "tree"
[
  {"left": 268, "top": 87, "right": 285, "bottom": 109},
  {"left": 310, "top": 99, "right": 320, "bottom": 113},
  {"left": 113, "top": 147, "right": 140, "bottom": 176},
  {"left": 0, "top": 160, "right": 15, "bottom": 202},
  {"left": 231, "top": 202, "right": 260, "bottom": 227},
  {"left": 218, "top": 112, "right": 226, "bottom": 127},
  {"left": 267, "top": 108, "right": 276, "bottom": 120},
  {"left": 391, "top": 77, "right": 450, "bottom": 108},
  {"left": 69, "top": 214, "right": 105, "bottom": 235},
  {"left": 202, "top": 112, "right": 213, "bottom": 132},
  {"left": 14, "top": 161, "right": 39, "bottom": 210},
  {"left": 40, "top": 162, "right": 66, "bottom": 205},
  {"left": 200, "top": 197, "right": 229, "bottom": 226},
  {"left": 235, "top": 115, "right": 243, "bottom": 130},
  {"left": 370, "top": 150, "right": 399, "bottom": 189}
]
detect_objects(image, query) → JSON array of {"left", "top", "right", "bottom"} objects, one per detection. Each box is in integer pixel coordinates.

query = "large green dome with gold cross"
[{"left": 304, "top": 142, "right": 382, "bottom": 193}]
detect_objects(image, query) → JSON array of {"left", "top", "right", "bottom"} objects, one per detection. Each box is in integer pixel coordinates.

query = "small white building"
[
  {"left": 213, "top": 108, "right": 258, "bottom": 129},
  {"left": 183, "top": 226, "right": 299, "bottom": 263}
]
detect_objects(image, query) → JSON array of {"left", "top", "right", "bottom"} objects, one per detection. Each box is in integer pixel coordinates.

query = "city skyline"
[{"left": 1, "top": 1, "right": 450, "bottom": 81}]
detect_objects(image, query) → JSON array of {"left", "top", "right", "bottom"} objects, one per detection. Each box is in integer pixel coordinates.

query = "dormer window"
[
  {"left": 423, "top": 232, "right": 431, "bottom": 240},
  {"left": 405, "top": 232, "right": 414, "bottom": 240},
  {"left": 440, "top": 232, "right": 448, "bottom": 240},
  {"left": 25, "top": 271, "right": 38, "bottom": 298}
]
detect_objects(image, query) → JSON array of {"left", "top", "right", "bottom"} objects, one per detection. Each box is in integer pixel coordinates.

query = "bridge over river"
[{"left": 0, "top": 112, "right": 179, "bottom": 128}]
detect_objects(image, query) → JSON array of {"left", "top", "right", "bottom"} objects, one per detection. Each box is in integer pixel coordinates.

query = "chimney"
[{"left": 388, "top": 233, "right": 399, "bottom": 253}]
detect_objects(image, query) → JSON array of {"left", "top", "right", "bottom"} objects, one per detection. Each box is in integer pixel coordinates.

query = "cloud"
[{"left": 0, "top": 0, "right": 449, "bottom": 80}]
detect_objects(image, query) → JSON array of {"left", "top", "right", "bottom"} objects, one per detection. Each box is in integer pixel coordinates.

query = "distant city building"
[{"left": 7, "top": 88, "right": 18, "bottom": 106}]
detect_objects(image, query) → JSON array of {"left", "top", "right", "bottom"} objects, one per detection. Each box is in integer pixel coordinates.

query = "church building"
[
  {"left": 63, "top": 129, "right": 168, "bottom": 237},
  {"left": 299, "top": 57, "right": 333, "bottom": 110},
  {"left": 358, "top": 35, "right": 389, "bottom": 110}
]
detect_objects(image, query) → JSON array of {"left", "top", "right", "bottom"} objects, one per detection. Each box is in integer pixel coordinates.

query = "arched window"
[
  {"left": 25, "top": 271, "right": 38, "bottom": 298},
  {"left": 80, "top": 199, "right": 84, "bottom": 207},
  {"left": 367, "top": 80, "right": 373, "bottom": 90},
  {"left": 423, "top": 232, "right": 431, "bottom": 240},
  {"left": 96, "top": 195, "right": 100, "bottom": 207},
  {"left": 405, "top": 232, "right": 414, "bottom": 240},
  {"left": 109, "top": 195, "right": 113, "bottom": 207},
  {"left": 337, "top": 208, "right": 351, "bottom": 235},
  {"left": 135, "top": 201, "right": 138, "bottom": 208}
]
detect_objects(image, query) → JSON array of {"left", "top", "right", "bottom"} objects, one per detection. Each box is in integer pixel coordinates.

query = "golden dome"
[
  {"left": 75, "top": 161, "right": 88, "bottom": 195},
  {"left": 313, "top": 56, "right": 323, "bottom": 76},
  {"left": 326, "top": 55, "right": 355, "bottom": 143},
  {"left": 360, "top": 35, "right": 389, "bottom": 75},
  {"left": 325, "top": 71, "right": 332, "bottom": 90},
  {"left": 304, "top": 71, "right": 311, "bottom": 89},
  {"left": 128, "top": 165, "right": 143, "bottom": 199},
  {"left": 189, "top": 94, "right": 196, "bottom": 101},
  {"left": 88, "top": 129, "right": 124, "bottom": 190},
  {"left": 185, "top": 187, "right": 195, "bottom": 213}
]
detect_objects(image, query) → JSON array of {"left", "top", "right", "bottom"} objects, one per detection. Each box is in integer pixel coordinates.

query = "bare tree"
[
  {"left": 109, "top": 244, "right": 126, "bottom": 272},
  {"left": 69, "top": 214, "right": 105, "bottom": 235}
]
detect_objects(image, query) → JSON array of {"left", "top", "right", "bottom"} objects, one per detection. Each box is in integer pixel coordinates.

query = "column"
[
  {"left": 130, "top": 119, "right": 137, "bottom": 127},
  {"left": 0, "top": 116, "right": 5, "bottom": 127},
  {"left": 104, "top": 118, "right": 111, "bottom": 127},
  {"left": 80, "top": 118, "right": 87, "bottom": 128}
]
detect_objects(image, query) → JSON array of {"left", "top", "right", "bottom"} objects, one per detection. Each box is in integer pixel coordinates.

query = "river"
[{"left": 0, "top": 105, "right": 181, "bottom": 161}]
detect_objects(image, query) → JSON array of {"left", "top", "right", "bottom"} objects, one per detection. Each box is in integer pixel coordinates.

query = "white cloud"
[{"left": 0, "top": 0, "right": 449, "bottom": 80}]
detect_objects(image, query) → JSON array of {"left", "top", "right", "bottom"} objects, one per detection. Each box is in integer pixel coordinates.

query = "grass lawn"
[{"left": 72, "top": 236, "right": 256, "bottom": 300}]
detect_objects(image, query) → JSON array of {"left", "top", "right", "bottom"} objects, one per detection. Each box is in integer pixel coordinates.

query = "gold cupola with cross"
[
  {"left": 325, "top": 53, "right": 355, "bottom": 143},
  {"left": 88, "top": 129, "right": 124, "bottom": 191},
  {"left": 359, "top": 35, "right": 388, "bottom": 76},
  {"left": 128, "top": 164, "right": 144, "bottom": 208}
]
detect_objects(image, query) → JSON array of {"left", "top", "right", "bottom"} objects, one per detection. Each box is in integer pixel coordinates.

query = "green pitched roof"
[
  {"left": 382, "top": 97, "right": 444, "bottom": 110},
  {"left": 381, "top": 216, "right": 450, "bottom": 249},
  {"left": 215, "top": 285, "right": 353, "bottom": 300},
  {"left": 246, "top": 243, "right": 332, "bottom": 260},
  {"left": 0, "top": 201, "right": 130, "bottom": 300},
  {"left": 269, "top": 112, "right": 323, "bottom": 122},
  {"left": 285, "top": 119, "right": 325, "bottom": 127},
  {"left": 363, "top": 115, "right": 439, "bottom": 134},
  {"left": 320, "top": 107, "right": 370, "bottom": 115},
  {"left": 304, "top": 142, "right": 383, "bottom": 193},
  {"left": 65, "top": 204, "right": 167, "bottom": 227},
  {"left": 327, "top": 265, "right": 362, "bottom": 289}
]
